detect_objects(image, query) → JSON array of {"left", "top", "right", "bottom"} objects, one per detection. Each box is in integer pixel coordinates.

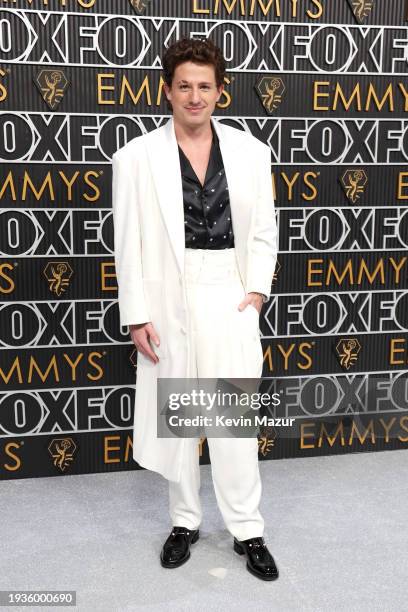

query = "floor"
[{"left": 1, "top": 449, "right": 407, "bottom": 612}]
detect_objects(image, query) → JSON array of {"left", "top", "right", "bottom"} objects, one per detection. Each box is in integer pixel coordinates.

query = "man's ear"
[{"left": 163, "top": 82, "right": 171, "bottom": 102}]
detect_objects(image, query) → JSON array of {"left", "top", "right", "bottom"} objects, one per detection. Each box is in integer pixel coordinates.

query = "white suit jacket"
[{"left": 111, "top": 115, "right": 277, "bottom": 482}]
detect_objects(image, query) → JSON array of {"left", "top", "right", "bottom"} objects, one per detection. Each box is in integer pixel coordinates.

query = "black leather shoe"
[
  {"left": 160, "top": 526, "right": 200, "bottom": 568},
  {"left": 233, "top": 536, "right": 279, "bottom": 580}
]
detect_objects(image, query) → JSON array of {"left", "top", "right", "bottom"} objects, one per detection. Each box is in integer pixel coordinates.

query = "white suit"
[{"left": 111, "top": 116, "right": 277, "bottom": 484}]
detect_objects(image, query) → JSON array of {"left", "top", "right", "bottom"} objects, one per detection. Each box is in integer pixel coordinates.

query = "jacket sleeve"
[
  {"left": 245, "top": 143, "right": 278, "bottom": 303},
  {"left": 111, "top": 151, "right": 151, "bottom": 326}
]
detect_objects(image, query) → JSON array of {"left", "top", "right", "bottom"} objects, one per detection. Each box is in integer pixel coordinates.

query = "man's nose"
[{"left": 189, "top": 88, "right": 201, "bottom": 104}]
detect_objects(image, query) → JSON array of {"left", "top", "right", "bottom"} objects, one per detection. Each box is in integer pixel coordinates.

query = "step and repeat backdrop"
[{"left": 0, "top": 0, "right": 408, "bottom": 479}]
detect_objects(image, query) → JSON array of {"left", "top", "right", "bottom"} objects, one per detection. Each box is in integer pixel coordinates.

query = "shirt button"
[
  {"left": 206, "top": 205, "right": 210, "bottom": 209},
  {"left": 209, "top": 238, "right": 213, "bottom": 241},
  {"left": 188, "top": 206, "right": 192, "bottom": 209}
]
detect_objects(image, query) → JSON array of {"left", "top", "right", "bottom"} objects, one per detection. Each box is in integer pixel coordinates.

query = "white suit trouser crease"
[{"left": 168, "top": 247, "right": 265, "bottom": 542}]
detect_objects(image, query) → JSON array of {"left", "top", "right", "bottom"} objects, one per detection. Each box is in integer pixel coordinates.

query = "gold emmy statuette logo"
[
  {"left": 129, "top": 0, "right": 151, "bottom": 13},
  {"left": 34, "top": 69, "right": 69, "bottom": 110},
  {"left": 257, "top": 427, "right": 277, "bottom": 456},
  {"left": 348, "top": 0, "right": 374, "bottom": 23},
  {"left": 335, "top": 338, "right": 361, "bottom": 370},
  {"left": 272, "top": 260, "right": 281, "bottom": 285},
  {"left": 130, "top": 348, "right": 138, "bottom": 372},
  {"left": 255, "top": 76, "right": 285, "bottom": 114},
  {"left": 341, "top": 169, "right": 368, "bottom": 204},
  {"left": 48, "top": 438, "right": 77, "bottom": 472},
  {"left": 43, "top": 262, "right": 73, "bottom": 296}
]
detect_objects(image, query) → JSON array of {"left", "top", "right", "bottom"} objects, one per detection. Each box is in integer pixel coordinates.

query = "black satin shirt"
[{"left": 178, "top": 123, "right": 235, "bottom": 249}]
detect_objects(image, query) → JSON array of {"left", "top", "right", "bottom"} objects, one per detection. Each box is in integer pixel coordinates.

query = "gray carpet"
[{"left": 1, "top": 449, "right": 407, "bottom": 612}]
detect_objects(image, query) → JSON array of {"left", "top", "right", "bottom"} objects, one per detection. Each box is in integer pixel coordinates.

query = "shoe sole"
[
  {"left": 233, "top": 540, "right": 279, "bottom": 581},
  {"left": 160, "top": 531, "right": 199, "bottom": 569}
]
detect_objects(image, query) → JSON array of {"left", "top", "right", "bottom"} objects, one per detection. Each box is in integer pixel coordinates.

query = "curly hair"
[{"left": 162, "top": 37, "right": 226, "bottom": 110}]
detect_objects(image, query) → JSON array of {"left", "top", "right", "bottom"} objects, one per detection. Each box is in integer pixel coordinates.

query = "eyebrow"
[{"left": 176, "top": 80, "right": 212, "bottom": 85}]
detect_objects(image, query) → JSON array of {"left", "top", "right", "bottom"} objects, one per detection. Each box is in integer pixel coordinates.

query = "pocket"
[
  {"left": 142, "top": 279, "right": 168, "bottom": 359},
  {"left": 246, "top": 303, "right": 260, "bottom": 318},
  {"left": 245, "top": 304, "right": 261, "bottom": 338}
]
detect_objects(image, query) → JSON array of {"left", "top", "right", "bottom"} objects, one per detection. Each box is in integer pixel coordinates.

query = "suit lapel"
[
  {"left": 144, "top": 117, "right": 185, "bottom": 275},
  {"left": 144, "top": 115, "right": 246, "bottom": 277}
]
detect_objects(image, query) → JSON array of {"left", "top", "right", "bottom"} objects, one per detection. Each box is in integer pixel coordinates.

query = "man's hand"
[
  {"left": 238, "top": 292, "right": 264, "bottom": 315},
  {"left": 129, "top": 322, "right": 161, "bottom": 364}
]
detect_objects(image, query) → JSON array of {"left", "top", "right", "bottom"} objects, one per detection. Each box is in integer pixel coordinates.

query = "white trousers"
[{"left": 168, "top": 247, "right": 265, "bottom": 541}]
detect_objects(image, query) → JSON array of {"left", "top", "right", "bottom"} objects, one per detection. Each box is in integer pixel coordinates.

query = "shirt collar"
[{"left": 178, "top": 121, "right": 223, "bottom": 187}]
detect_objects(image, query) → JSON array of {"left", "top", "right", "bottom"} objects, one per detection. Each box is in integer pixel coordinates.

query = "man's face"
[{"left": 164, "top": 61, "right": 224, "bottom": 127}]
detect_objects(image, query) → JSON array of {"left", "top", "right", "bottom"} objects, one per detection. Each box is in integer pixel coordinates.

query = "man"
[{"left": 111, "top": 37, "right": 278, "bottom": 580}]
